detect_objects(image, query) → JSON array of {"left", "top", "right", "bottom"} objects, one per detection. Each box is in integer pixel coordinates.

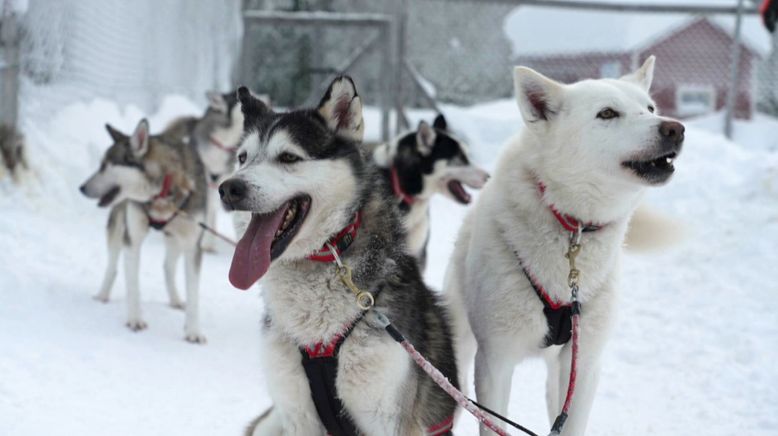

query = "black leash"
[{"left": 466, "top": 397, "right": 539, "bottom": 436}]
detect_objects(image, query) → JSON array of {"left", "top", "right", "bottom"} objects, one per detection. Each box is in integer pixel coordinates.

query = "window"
[
  {"left": 677, "top": 85, "right": 716, "bottom": 117},
  {"left": 600, "top": 61, "right": 622, "bottom": 78}
]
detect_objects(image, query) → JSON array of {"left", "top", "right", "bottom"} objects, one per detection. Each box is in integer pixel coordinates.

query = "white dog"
[{"left": 445, "top": 56, "right": 684, "bottom": 435}]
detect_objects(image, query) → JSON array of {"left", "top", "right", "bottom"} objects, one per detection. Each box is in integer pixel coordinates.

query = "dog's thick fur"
[
  {"left": 164, "top": 90, "right": 246, "bottom": 251},
  {"left": 220, "top": 77, "right": 458, "bottom": 435},
  {"left": 445, "top": 56, "right": 684, "bottom": 435},
  {"left": 372, "top": 115, "right": 488, "bottom": 270},
  {"left": 79, "top": 119, "right": 208, "bottom": 343}
]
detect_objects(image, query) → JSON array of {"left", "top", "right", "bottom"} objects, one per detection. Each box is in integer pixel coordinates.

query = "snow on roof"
[{"left": 504, "top": 4, "right": 772, "bottom": 58}]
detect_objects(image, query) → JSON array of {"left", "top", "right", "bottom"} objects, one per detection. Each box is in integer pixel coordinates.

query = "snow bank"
[{"left": 1, "top": 96, "right": 777, "bottom": 435}]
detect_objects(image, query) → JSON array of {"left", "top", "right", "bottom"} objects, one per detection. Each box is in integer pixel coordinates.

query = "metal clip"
[
  {"left": 565, "top": 225, "right": 583, "bottom": 289},
  {"left": 335, "top": 263, "right": 375, "bottom": 310}
]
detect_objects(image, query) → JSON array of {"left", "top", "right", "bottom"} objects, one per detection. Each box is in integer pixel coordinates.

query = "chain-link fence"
[
  {"left": 11, "top": 0, "right": 242, "bottom": 123},
  {"left": 239, "top": 0, "right": 396, "bottom": 139},
  {"left": 502, "top": 2, "right": 774, "bottom": 129},
  {"left": 6, "top": 1, "right": 777, "bottom": 135},
  {"left": 241, "top": 0, "right": 777, "bottom": 139}
]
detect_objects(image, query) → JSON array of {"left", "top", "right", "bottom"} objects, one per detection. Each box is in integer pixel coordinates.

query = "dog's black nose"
[
  {"left": 659, "top": 120, "right": 685, "bottom": 144},
  {"left": 79, "top": 184, "right": 87, "bottom": 195},
  {"left": 219, "top": 179, "right": 247, "bottom": 207}
]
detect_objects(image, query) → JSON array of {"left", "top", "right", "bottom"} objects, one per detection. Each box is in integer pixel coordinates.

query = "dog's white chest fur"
[{"left": 263, "top": 262, "right": 361, "bottom": 345}]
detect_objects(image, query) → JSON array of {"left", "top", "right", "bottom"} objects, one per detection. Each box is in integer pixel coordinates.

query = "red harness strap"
[
  {"left": 390, "top": 166, "right": 415, "bottom": 206},
  {"left": 306, "top": 212, "right": 362, "bottom": 263},
  {"left": 304, "top": 333, "right": 346, "bottom": 359},
  {"left": 147, "top": 174, "right": 190, "bottom": 230},
  {"left": 152, "top": 174, "right": 174, "bottom": 201},
  {"left": 537, "top": 182, "right": 603, "bottom": 233},
  {"left": 522, "top": 259, "right": 569, "bottom": 311},
  {"left": 427, "top": 415, "right": 454, "bottom": 435},
  {"left": 209, "top": 136, "right": 238, "bottom": 153}
]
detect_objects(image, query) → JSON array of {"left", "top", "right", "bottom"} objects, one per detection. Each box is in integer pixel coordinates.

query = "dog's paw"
[
  {"left": 185, "top": 333, "right": 207, "bottom": 344},
  {"left": 126, "top": 320, "right": 148, "bottom": 332},
  {"left": 93, "top": 294, "right": 110, "bottom": 303},
  {"left": 169, "top": 300, "right": 186, "bottom": 310}
]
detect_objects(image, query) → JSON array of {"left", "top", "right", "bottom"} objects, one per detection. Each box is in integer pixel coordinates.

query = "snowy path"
[{"left": 1, "top": 99, "right": 777, "bottom": 435}]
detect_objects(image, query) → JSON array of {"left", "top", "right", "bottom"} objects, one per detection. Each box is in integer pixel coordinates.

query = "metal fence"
[
  {"left": 5, "top": 1, "right": 776, "bottom": 138},
  {"left": 239, "top": 6, "right": 395, "bottom": 140},
  {"left": 12, "top": 0, "right": 242, "bottom": 123},
  {"left": 240, "top": 0, "right": 777, "bottom": 140}
]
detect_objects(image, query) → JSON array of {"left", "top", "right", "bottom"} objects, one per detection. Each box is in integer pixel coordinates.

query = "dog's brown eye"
[
  {"left": 648, "top": 105, "right": 655, "bottom": 113},
  {"left": 596, "top": 108, "right": 619, "bottom": 120},
  {"left": 278, "top": 152, "right": 301, "bottom": 164},
  {"left": 238, "top": 152, "right": 247, "bottom": 165}
]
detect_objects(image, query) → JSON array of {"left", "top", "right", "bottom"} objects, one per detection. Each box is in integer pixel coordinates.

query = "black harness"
[
  {"left": 299, "top": 313, "right": 367, "bottom": 436},
  {"left": 521, "top": 265, "right": 576, "bottom": 347},
  {"left": 515, "top": 224, "right": 597, "bottom": 347}
]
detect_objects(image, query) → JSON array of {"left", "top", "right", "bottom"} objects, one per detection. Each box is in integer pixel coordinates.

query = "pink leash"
[{"left": 374, "top": 311, "right": 512, "bottom": 436}]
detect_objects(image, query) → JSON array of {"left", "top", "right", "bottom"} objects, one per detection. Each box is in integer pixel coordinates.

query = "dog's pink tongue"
[
  {"left": 448, "top": 180, "right": 471, "bottom": 204},
  {"left": 229, "top": 207, "right": 288, "bottom": 290}
]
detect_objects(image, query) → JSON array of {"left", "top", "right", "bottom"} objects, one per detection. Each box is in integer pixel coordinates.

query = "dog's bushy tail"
[{"left": 625, "top": 203, "right": 686, "bottom": 252}]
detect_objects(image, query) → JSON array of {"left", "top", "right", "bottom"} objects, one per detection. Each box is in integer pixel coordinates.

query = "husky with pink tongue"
[{"left": 220, "top": 77, "right": 459, "bottom": 436}]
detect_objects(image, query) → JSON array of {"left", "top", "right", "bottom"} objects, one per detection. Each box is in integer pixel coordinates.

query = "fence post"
[
  {"left": 1, "top": 10, "right": 20, "bottom": 128},
  {"left": 393, "top": 0, "right": 409, "bottom": 134},
  {"left": 380, "top": 22, "right": 391, "bottom": 141},
  {"left": 723, "top": 0, "right": 746, "bottom": 139}
]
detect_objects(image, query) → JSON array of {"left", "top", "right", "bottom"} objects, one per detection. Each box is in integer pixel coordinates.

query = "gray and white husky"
[
  {"left": 79, "top": 119, "right": 208, "bottom": 343},
  {"left": 219, "top": 77, "right": 458, "bottom": 435},
  {"left": 165, "top": 90, "right": 246, "bottom": 251},
  {"left": 372, "top": 115, "right": 488, "bottom": 270},
  {"left": 445, "top": 56, "right": 684, "bottom": 435}
]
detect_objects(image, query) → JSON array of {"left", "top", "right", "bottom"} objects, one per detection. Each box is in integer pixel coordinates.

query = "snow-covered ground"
[{"left": 1, "top": 96, "right": 777, "bottom": 436}]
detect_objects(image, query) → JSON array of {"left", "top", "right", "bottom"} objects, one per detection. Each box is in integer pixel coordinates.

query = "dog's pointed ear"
[
  {"left": 129, "top": 119, "right": 150, "bottom": 157},
  {"left": 105, "top": 124, "right": 127, "bottom": 142},
  {"left": 622, "top": 55, "right": 655, "bottom": 91},
  {"left": 513, "top": 66, "right": 564, "bottom": 125},
  {"left": 206, "top": 90, "right": 228, "bottom": 112},
  {"left": 416, "top": 120, "right": 436, "bottom": 153},
  {"left": 317, "top": 76, "right": 364, "bottom": 142},
  {"left": 237, "top": 86, "right": 270, "bottom": 129},
  {"left": 432, "top": 114, "right": 448, "bottom": 131}
]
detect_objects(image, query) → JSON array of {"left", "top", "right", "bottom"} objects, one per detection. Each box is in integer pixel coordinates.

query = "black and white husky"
[
  {"left": 219, "top": 77, "right": 459, "bottom": 435},
  {"left": 79, "top": 119, "right": 208, "bottom": 343},
  {"left": 445, "top": 56, "right": 684, "bottom": 435},
  {"left": 372, "top": 116, "right": 488, "bottom": 269}
]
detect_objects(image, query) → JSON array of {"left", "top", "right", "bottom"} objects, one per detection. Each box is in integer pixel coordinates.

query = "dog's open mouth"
[
  {"left": 447, "top": 180, "right": 471, "bottom": 204},
  {"left": 229, "top": 195, "right": 311, "bottom": 290},
  {"left": 623, "top": 151, "right": 678, "bottom": 184},
  {"left": 97, "top": 186, "right": 120, "bottom": 208}
]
